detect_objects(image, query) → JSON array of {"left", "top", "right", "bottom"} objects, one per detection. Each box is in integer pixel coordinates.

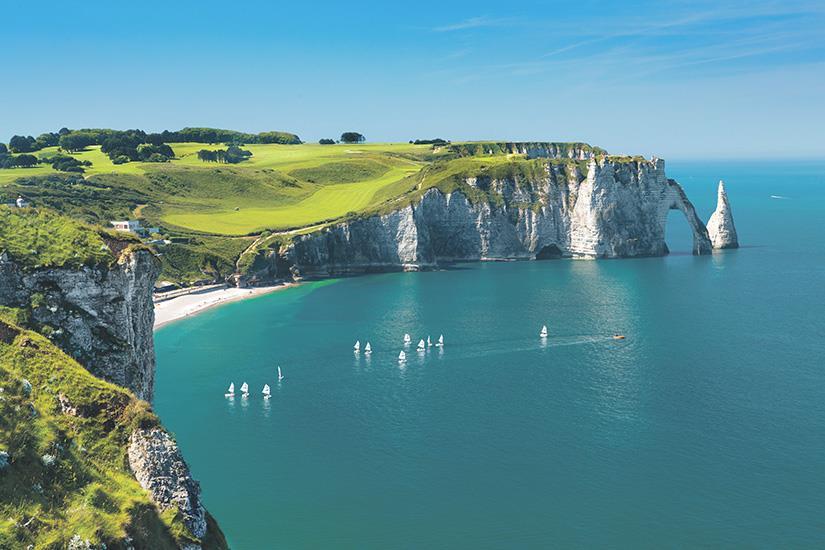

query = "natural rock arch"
[{"left": 665, "top": 179, "right": 713, "bottom": 255}]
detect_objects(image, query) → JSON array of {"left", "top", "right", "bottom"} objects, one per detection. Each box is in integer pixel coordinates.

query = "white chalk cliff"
[
  {"left": 706, "top": 180, "right": 739, "bottom": 249},
  {"left": 266, "top": 154, "right": 715, "bottom": 279}
]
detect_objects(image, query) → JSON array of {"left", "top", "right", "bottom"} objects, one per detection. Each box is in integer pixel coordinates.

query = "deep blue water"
[{"left": 155, "top": 160, "right": 825, "bottom": 548}]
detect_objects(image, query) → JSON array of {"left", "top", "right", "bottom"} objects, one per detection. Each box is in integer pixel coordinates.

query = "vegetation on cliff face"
[{"left": 0, "top": 309, "right": 227, "bottom": 549}]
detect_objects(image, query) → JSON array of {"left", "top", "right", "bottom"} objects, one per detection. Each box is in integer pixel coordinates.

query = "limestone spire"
[{"left": 706, "top": 180, "right": 739, "bottom": 249}]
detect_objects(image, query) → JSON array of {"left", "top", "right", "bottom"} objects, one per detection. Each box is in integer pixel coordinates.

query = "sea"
[{"left": 155, "top": 160, "right": 825, "bottom": 548}]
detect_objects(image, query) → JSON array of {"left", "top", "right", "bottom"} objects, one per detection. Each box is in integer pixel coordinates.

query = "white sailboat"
[
  {"left": 540, "top": 325, "right": 548, "bottom": 338},
  {"left": 353, "top": 340, "right": 361, "bottom": 353},
  {"left": 427, "top": 336, "right": 432, "bottom": 347},
  {"left": 277, "top": 366, "right": 284, "bottom": 381},
  {"left": 398, "top": 350, "right": 406, "bottom": 362},
  {"left": 417, "top": 339, "right": 426, "bottom": 352},
  {"left": 225, "top": 382, "right": 235, "bottom": 397},
  {"left": 262, "top": 384, "right": 271, "bottom": 399},
  {"left": 403, "top": 333, "right": 411, "bottom": 345},
  {"left": 240, "top": 382, "right": 249, "bottom": 396},
  {"left": 436, "top": 334, "right": 444, "bottom": 347},
  {"left": 364, "top": 342, "right": 372, "bottom": 355}
]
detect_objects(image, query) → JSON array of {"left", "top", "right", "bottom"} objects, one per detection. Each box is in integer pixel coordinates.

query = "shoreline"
[{"left": 153, "top": 283, "right": 297, "bottom": 330}]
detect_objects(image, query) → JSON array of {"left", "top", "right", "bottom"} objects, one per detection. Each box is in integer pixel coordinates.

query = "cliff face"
[
  {"left": 0, "top": 246, "right": 158, "bottom": 401},
  {"left": 706, "top": 180, "right": 739, "bottom": 249},
  {"left": 0, "top": 209, "right": 226, "bottom": 549},
  {"left": 277, "top": 157, "right": 713, "bottom": 279}
]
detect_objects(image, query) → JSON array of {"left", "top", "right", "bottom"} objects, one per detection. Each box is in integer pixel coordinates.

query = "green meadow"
[{"left": 1, "top": 142, "right": 432, "bottom": 235}]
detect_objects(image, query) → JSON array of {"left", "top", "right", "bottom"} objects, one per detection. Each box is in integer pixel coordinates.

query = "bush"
[
  {"left": 112, "top": 155, "right": 130, "bottom": 165},
  {"left": 319, "top": 138, "right": 336, "bottom": 145}
]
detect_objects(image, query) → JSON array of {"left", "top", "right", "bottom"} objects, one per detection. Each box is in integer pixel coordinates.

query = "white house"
[{"left": 110, "top": 220, "right": 142, "bottom": 233}]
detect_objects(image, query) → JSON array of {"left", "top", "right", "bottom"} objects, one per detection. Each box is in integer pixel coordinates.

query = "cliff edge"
[
  {"left": 0, "top": 207, "right": 226, "bottom": 549},
  {"left": 239, "top": 153, "right": 715, "bottom": 282}
]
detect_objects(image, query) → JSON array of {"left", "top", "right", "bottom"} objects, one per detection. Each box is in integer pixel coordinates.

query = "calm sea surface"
[{"left": 155, "top": 160, "right": 825, "bottom": 548}]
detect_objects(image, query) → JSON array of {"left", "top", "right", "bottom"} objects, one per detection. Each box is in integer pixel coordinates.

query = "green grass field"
[{"left": 1, "top": 142, "right": 432, "bottom": 235}]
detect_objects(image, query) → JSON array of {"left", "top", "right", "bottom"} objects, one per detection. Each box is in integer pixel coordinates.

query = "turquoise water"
[{"left": 155, "top": 161, "right": 825, "bottom": 548}]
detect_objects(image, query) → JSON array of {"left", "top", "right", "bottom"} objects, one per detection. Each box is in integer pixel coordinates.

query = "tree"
[
  {"left": 35, "top": 132, "right": 60, "bottom": 148},
  {"left": 58, "top": 127, "right": 71, "bottom": 135},
  {"left": 13, "top": 154, "right": 39, "bottom": 167},
  {"left": 59, "top": 133, "right": 95, "bottom": 153},
  {"left": 0, "top": 143, "right": 7, "bottom": 154},
  {"left": 9, "top": 135, "right": 37, "bottom": 153},
  {"left": 340, "top": 132, "right": 365, "bottom": 144},
  {"left": 319, "top": 138, "right": 336, "bottom": 145}
]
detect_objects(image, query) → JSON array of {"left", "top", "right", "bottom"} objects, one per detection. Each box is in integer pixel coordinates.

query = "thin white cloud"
[{"left": 432, "top": 16, "right": 517, "bottom": 32}]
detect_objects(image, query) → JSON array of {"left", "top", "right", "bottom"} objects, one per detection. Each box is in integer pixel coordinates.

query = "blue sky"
[{"left": 2, "top": 0, "right": 823, "bottom": 158}]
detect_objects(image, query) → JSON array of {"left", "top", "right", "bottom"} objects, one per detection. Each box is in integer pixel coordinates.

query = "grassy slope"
[
  {"left": 0, "top": 310, "right": 226, "bottom": 548},
  {"left": 0, "top": 206, "right": 132, "bottom": 270},
  {"left": 1, "top": 143, "right": 430, "bottom": 235}
]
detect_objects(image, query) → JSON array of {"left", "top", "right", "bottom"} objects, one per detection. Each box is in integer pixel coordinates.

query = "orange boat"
[{"left": 612, "top": 334, "right": 626, "bottom": 340}]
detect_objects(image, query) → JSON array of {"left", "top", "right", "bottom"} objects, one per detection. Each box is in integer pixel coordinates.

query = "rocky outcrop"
[
  {"left": 706, "top": 180, "right": 739, "bottom": 249},
  {"left": 0, "top": 247, "right": 158, "bottom": 400},
  {"left": 272, "top": 157, "right": 713, "bottom": 279},
  {"left": 128, "top": 428, "right": 208, "bottom": 547},
  {"left": 445, "top": 141, "right": 606, "bottom": 160}
]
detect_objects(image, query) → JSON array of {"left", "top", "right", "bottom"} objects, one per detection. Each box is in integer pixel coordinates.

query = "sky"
[{"left": 1, "top": 0, "right": 823, "bottom": 158}]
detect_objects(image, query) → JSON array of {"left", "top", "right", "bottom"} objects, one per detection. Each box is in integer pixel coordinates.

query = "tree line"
[{"left": 3, "top": 127, "right": 302, "bottom": 157}]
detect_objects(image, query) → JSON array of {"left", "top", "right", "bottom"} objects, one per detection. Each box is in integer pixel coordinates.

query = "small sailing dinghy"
[
  {"left": 262, "top": 384, "right": 271, "bottom": 399},
  {"left": 417, "top": 339, "right": 426, "bottom": 352},
  {"left": 354, "top": 340, "right": 361, "bottom": 353},
  {"left": 398, "top": 350, "right": 406, "bottom": 362},
  {"left": 436, "top": 334, "right": 444, "bottom": 347},
  {"left": 403, "top": 333, "right": 411, "bottom": 345},
  {"left": 365, "top": 342, "right": 372, "bottom": 355},
  {"left": 225, "top": 383, "right": 235, "bottom": 397},
  {"left": 427, "top": 336, "right": 432, "bottom": 347},
  {"left": 278, "top": 366, "right": 284, "bottom": 381},
  {"left": 540, "top": 325, "right": 548, "bottom": 338},
  {"left": 240, "top": 382, "right": 249, "bottom": 396}
]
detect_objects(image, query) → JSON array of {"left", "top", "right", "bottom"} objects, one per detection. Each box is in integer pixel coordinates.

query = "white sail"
[
  {"left": 417, "top": 339, "right": 425, "bottom": 351},
  {"left": 354, "top": 340, "right": 361, "bottom": 352},
  {"left": 241, "top": 382, "right": 249, "bottom": 394},
  {"left": 403, "top": 333, "right": 411, "bottom": 344},
  {"left": 365, "top": 342, "right": 372, "bottom": 353},
  {"left": 398, "top": 350, "right": 406, "bottom": 361},
  {"left": 540, "top": 325, "right": 548, "bottom": 337},
  {"left": 278, "top": 366, "right": 284, "bottom": 381},
  {"left": 227, "top": 382, "right": 235, "bottom": 393},
  {"left": 427, "top": 336, "right": 432, "bottom": 347},
  {"left": 262, "top": 384, "right": 271, "bottom": 397},
  {"left": 437, "top": 334, "right": 444, "bottom": 346}
]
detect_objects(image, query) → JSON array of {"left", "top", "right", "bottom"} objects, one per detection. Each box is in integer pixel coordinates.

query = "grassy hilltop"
[{"left": 1, "top": 130, "right": 607, "bottom": 284}]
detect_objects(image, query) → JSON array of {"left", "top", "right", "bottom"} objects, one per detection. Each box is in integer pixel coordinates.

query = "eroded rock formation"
[
  {"left": 128, "top": 428, "right": 208, "bottom": 547},
  {"left": 706, "top": 180, "right": 739, "bottom": 249}
]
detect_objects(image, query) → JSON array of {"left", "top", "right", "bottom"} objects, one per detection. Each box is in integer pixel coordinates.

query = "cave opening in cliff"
[
  {"left": 535, "top": 244, "right": 563, "bottom": 260},
  {"left": 665, "top": 209, "right": 694, "bottom": 255}
]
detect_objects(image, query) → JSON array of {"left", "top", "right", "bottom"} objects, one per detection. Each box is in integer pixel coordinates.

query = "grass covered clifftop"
[
  {"left": 0, "top": 206, "right": 145, "bottom": 271},
  {"left": 0, "top": 310, "right": 227, "bottom": 548}
]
